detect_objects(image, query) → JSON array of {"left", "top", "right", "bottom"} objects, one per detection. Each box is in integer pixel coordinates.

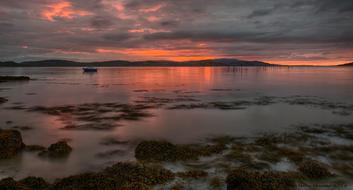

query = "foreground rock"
[
  {"left": 39, "top": 141, "right": 72, "bottom": 158},
  {"left": 226, "top": 169, "right": 296, "bottom": 190},
  {"left": 0, "top": 178, "right": 29, "bottom": 190},
  {"left": 0, "top": 76, "right": 30, "bottom": 83},
  {"left": 52, "top": 162, "right": 174, "bottom": 190},
  {"left": 0, "top": 162, "right": 174, "bottom": 190},
  {"left": 0, "top": 129, "right": 25, "bottom": 159}
]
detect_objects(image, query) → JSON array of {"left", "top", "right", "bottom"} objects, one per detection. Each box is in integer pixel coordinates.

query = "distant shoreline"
[{"left": 0, "top": 59, "right": 351, "bottom": 67}]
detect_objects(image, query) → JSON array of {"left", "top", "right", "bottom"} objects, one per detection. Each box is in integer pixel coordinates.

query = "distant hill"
[
  {"left": 339, "top": 62, "right": 353, "bottom": 66},
  {"left": 0, "top": 59, "right": 276, "bottom": 67}
]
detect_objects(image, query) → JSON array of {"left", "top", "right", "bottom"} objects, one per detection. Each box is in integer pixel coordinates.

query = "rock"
[
  {"left": 135, "top": 140, "right": 178, "bottom": 161},
  {"left": 135, "top": 140, "right": 227, "bottom": 162},
  {"left": 121, "top": 182, "right": 151, "bottom": 190},
  {"left": 177, "top": 170, "right": 208, "bottom": 179},
  {"left": 0, "top": 97, "right": 8, "bottom": 104},
  {"left": 0, "top": 129, "right": 25, "bottom": 159},
  {"left": 52, "top": 172, "right": 122, "bottom": 190},
  {"left": 19, "top": 177, "right": 49, "bottom": 190},
  {"left": 0, "top": 178, "right": 29, "bottom": 190},
  {"left": 226, "top": 169, "right": 295, "bottom": 190},
  {"left": 39, "top": 141, "right": 72, "bottom": 158},
  {"left": 104, "top": 162, "right": 175, "bottom": 186},
  {"left": 52, "top": 162, "right": 174, "bottom": 190},
  {"left": 0, "top": 76, "right": 30, "bottom": 83},
  {"left": 298, "top": 160, "right": 331, "bottom": 179}
]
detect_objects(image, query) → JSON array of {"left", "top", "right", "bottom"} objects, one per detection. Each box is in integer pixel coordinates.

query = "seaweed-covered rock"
[
  {"left": 0, "top": 129, "right": 25, "bottom": 159},
  {"left": 104, "top": 162, "right": 175, "bottom": 186},
  {"left": 19, "top": 177, "right": 49, "bottom": 190},
  {"left": 40, "top": 141, "right": 72, "bottom": 158},
  {"left": 0, "top": 178, "right": 29, "bottom": 190},
  {"left": 52, "top": 172, "right": 122, "bottom": 190},
  {"left": 226, "top": 169, "right": 295, "bottom": 190},
  {"left": 121, "top": 182, "right": 151, "bottom": 190},
  {"left": 135, "top": 140, "right": 178, "bottom": 161},
  {"left": 298, "top": 160, "right": 331, "bottom": 179}
]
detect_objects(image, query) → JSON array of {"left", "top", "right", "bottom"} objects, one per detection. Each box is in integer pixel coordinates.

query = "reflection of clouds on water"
[{"left": 0, "top": 67, "right": 352, "bottom": 181}]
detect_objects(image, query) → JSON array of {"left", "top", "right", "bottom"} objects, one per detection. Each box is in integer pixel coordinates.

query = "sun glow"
[{"left": 96, "top": 48, "right": 219, "bottom": 61}]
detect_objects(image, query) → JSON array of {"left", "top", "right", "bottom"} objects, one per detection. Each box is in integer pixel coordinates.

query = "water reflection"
[{"left": 0, "top": 66, "right": 352, "bottom": 180}]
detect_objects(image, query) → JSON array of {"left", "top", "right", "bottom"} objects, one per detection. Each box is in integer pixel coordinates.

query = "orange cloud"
[
  {"left": 147, "top": 16, "right": 160, "bottom": 22},
  {"left": 128, "top": 28, "right": 169, "bottom": 33},
  {"left": 113, "top": 2, "right": 134, "bottom": 20},
  {"left": 42, "top": 1, "right": 91, "bottom": 21},
  {"left": 139, "top": 4, "right": 164, "bottom": 13},
  {"left": 96, "top": 48, "right": 219, "bottom": 61}
]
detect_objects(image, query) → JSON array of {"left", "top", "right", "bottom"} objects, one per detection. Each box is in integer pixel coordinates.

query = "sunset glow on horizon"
[{"left": 1, "top": 0, "right": 352, "bottom": 65}]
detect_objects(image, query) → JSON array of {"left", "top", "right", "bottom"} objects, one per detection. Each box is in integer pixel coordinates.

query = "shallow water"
[{"left": 0, "top": 66, "right": 353, "bottom": 181}]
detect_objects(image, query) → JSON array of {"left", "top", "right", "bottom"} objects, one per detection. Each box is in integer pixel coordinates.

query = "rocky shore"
[{"left": 0, "top": 122, "right": 352, "bottom": 190}]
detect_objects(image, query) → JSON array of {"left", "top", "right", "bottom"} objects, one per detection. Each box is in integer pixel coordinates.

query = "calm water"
[{"left": 0, "top": 66, "right": 353, "bottom": 181}]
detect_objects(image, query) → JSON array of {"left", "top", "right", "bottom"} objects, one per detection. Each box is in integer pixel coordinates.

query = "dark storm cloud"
[{"left": 0, "top": 0, "right": 352, "bottom": 64}]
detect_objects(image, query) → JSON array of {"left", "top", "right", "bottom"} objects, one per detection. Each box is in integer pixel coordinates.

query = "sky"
[{"left": 0, "top": 0, "right": 352, "bottom": 65}]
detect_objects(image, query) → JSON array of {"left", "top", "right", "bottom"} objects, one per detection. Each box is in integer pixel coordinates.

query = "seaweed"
[
  {"left": 135, "top": 140, "right": 227, "bottom": 162},
  {"left": 209, "top": 177, "right": 223, "bottom": 189},
  {"left": 298, "top": 160, "right": 332, "bottom": 179},
  {"left": 226, "top": 169, "right": 296, "bottom": 190},
  {"left": 26, "top": 102, "right": 154, "bottom": 130}
]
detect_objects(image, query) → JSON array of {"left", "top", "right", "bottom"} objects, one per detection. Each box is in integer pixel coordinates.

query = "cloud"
[
  {"left": 0, "top": 0, "right": 352, "bottom": 65},
  {"left": 41, "top": 0, "right": 92, "bottom": 21}
]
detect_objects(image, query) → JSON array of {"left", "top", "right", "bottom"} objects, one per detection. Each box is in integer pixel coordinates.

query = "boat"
[{"left": 83, "top": 67, "right": 98, "bottom": 72}]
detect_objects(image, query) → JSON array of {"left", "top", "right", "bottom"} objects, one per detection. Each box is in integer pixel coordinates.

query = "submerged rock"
[
  {"left": 298, "top": 160, "right": 332, "bottom": 179},
  {"left": 0, "top": 76, "right": 30, "bottom": 83},
  {"left": 226, "top": 169, "right": 296, "bottom": 190},
  {"left": 135, "top": 140, "right": 227, "bottom": 162},
  {"left": 39, "top": 141, "right": 72, "bottom": 158},
  {"left": 0, "top": 129, "right": 25, "bottom": 159}
]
